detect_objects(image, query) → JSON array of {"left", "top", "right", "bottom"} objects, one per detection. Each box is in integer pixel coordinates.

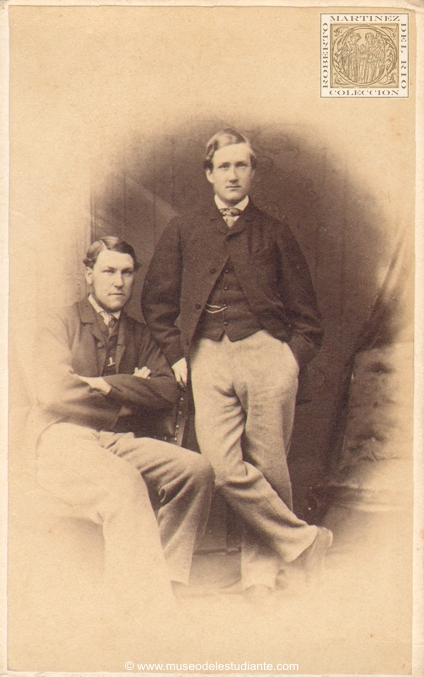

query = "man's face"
[
  {"left": 85, "top": 249, "right": 135, "bottom": 312},
  {"left": 206, "top": 143, "right": 255, "bottom": 206}
]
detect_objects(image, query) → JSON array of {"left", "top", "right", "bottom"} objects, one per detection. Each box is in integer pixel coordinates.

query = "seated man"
[{"left": 34, "top": 235, "right": 214, "bottom": 619}]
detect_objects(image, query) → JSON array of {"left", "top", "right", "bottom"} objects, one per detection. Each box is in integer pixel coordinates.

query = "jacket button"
[
  {"left": 210, "top": 268, "right": 216, "bottom": 274},
  {"left": 195, "top": 303, "right": 201, "bottom": 309},
  {"left": 97, "top": 342, "right": 103, "bottom": 348}
]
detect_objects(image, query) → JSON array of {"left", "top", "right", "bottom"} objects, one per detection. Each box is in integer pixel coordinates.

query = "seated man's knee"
[
  {"left": 183, "top": 451, "right": 215, "bottom": 487},
  {"left": 107, "top": 462, "right": 148, "bottom": 505},
  {"left": 209, "top": 463, "right": 243, "bottom": 492},
  {"left": 194, "top": 454, "right": 215, "bottom": 485},
  {"left": 213, "top": 471, "right": 230, "bottom": 491}
]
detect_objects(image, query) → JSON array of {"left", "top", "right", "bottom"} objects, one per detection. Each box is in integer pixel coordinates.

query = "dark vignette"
[{"left": 91, "top": 118, "right": 412, "bottom": 523}]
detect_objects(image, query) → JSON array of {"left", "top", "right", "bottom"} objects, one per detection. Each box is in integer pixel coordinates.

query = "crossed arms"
[{"left": 36, "top": 305, "right": 179, "bottom": 431}]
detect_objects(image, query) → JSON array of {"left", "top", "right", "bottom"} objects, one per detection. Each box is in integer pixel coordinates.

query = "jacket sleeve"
[
  {"left": 36, "top": 310, "right": 120, "bottom": 430},
  {"left": 103, "top": 325, "right": 179, "bottom": 410},
  {"left": 141, "top": 219, "right": 185, "bottom": 367},
  {"left": 277, "top": 221, "right": 324, "bottom": 367}
]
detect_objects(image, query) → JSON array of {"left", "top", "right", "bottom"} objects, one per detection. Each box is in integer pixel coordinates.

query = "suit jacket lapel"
[
  {"left": 115, "top": 312, "right": 129, "bottom": 372},
  {"left": 223, "top": 200, "right": 262, "bottom": 279},
  {"left": 78, "top": 297, "right": 107, "bottom": 374},
  {"left": 78, "top": 297, "right": 106, "bottom": 343}
]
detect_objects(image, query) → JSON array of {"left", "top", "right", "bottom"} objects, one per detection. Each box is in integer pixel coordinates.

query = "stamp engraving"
[{"left": 321, "top": 14, "right": 409, "bottom": 97}]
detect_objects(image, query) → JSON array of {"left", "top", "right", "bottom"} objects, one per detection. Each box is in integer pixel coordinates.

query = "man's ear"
[
  {"left": 85, "top": 266, "right": 93, "bottom": 286},
  {"left": 205, "top": 169, "right": 214, "bottom": 185}
]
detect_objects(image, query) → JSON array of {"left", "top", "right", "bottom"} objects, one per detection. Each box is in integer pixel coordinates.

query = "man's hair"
[
  {"left": 83, "top": 236, "right": 140, "bottom": 270},
  {"left": 203, "top": 128, "right": 257, "bottom": 171}
]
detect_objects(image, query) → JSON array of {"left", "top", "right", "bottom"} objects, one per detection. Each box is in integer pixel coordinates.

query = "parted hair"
[
  {"left": 203, "top": 129, "right": 257, "bottom": 171},
  {"left": 83, "top": 236, "right": 140, "bottom": 270}
]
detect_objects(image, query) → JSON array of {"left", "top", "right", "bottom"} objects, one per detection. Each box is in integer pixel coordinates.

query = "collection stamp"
[{"left": 321, "top": 13, "right": 409, "bottom": 98}]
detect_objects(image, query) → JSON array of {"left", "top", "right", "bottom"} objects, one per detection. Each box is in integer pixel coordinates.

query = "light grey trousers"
[
  {"left": 36, "top": 423, "right": 214, "bottom": 611},
  {"left": 190, "top": 330, "right": 317, "bottom": 589}
]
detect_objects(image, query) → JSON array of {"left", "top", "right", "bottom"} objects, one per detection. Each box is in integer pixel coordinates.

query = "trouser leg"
[
  {"left": 240, "top": 527, "right": 281, "bottom": 589},
  {"left": 191, "top": 333, "right": 317, "bottom": 588},
  {"left": 99, "top": 432, "right": 214, "bottom": 584},
  {"left": 235, "top": 331, "right": 300, "bottom": 586},
  {"left": 238, "top": 335, "right": 297, "bottom": 508},
  {"left": 36, "top": 423, "right": 174, "bottom": 611}
]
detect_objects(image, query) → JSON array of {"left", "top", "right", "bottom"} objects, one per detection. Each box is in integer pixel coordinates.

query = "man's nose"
[
  {"left": 228, "top": 166, "right": 237, "bottom": 181},
  {"left": 113, "top": 273, "right": 124, "bottom": 287}
]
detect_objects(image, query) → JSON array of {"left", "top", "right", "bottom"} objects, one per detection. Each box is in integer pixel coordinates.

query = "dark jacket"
[
  {"left": 142, "top": 200, "right": 323, "bottom": 401},
  {"left": 33, "top": 297, "right": 179, "bottom": 439}
]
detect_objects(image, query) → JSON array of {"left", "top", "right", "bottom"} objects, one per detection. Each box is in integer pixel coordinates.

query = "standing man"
[
  {"left": 142, "top": 129, "right": 332, "bottom": 602},
  {"left": 34, "top": 236, "right": 214, "bottom": 619}
]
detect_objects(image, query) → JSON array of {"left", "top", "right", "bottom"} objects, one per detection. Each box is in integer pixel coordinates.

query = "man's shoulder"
[
  {"left": 42, "top": 300, "right": 151, "bottom": 344},
  {"left": 121, "top": 311, "right": 159, "bottom": 347},
  {"left": 167, "top": 201, "right": 285, "bottom": 230},
  {"left": 163, "top": 199, "right": 293, "bottom": 237},
  {"left": 167, "top": 202, "right": 219, "bottom": 229},
  {"left": 246, "top": 201, "right": 293, "bottom": 233},
  {"left": 44, "top": 299, "right": 83, "bottom": 324},
  {"left": 121, "top": 311, "right": 167, "bottom": 354},
  {"left": 47, "top": 299, "right": 142, "bottom": 320},
  {"left": 121, "top": 309, "right": 146, "bottom": 332}
]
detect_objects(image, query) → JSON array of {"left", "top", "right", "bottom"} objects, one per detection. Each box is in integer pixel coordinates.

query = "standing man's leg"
[
  {"left": 233, "top": 330, "right": 300, "bottom": 589},
  {"left": 190, "top": 334, "right": 317, "bottom": 592}
]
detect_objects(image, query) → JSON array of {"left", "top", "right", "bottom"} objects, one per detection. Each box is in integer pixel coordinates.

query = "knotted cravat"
[{"left": 220, "top": 207, "right": 241, "bottom": 228}]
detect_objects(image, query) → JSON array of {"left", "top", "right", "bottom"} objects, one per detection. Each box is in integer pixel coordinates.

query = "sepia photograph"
[{"left": 2, "top": 2, "right": 422, "bottom": 675}]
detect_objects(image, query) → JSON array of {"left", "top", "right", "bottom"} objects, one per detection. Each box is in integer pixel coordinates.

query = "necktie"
[
  {"left": 220, "top": 207, "right": 241, "bottom": 228},
  {"left": 99, "top": 311, "right": 117, "bottom": 335},
  {"left": 107, "top": 316, "right": 118, "bottom": 334}
]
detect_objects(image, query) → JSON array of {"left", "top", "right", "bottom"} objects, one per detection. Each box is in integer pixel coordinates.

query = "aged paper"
[{"left": 2, "top": 1, "right": 423, "bottom": 675}]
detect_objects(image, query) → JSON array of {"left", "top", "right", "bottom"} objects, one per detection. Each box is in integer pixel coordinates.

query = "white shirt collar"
[
  {"left": 88, "top": 294, "right": 121, "bottom": 321},
  {"left": 214, "top": 194, "right": 249, "bottom": 212}
]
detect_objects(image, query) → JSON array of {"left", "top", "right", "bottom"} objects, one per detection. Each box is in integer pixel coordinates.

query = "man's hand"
[
  {"left": 172, "top": 357, "right": 188, "bottom": 388},
  {"left": 79, "top": 375, "right": 112, "bottom": 395},
  {"left": 133, "top": 366, "right": 152, "bottom": 379}
]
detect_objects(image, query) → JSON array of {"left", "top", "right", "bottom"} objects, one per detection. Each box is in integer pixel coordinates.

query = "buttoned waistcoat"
[{"left": 142, "top": 200, "right": 324, "bottom": 401}]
